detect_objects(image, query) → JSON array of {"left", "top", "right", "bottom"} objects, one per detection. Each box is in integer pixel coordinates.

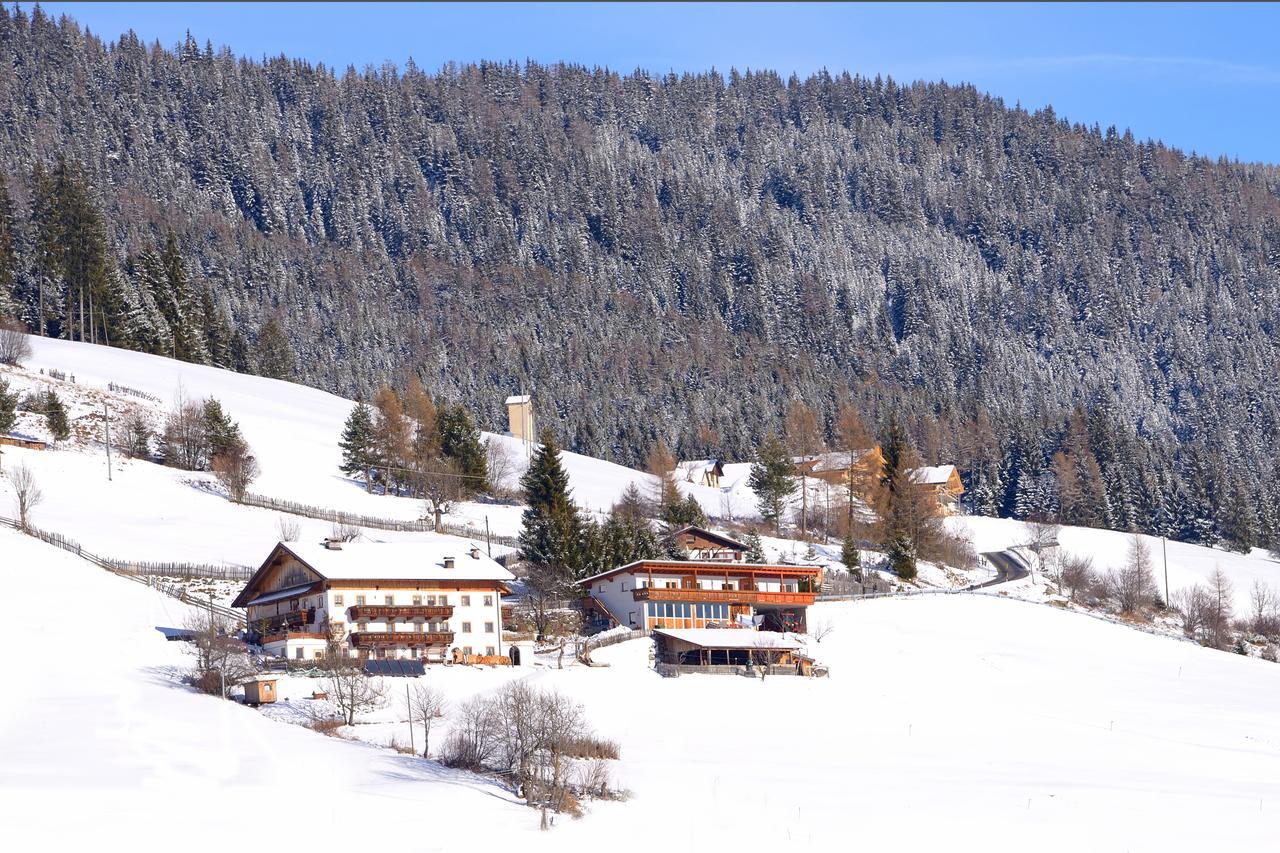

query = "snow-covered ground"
[
  {"left": 6, "top": 524, "right": 1278, "bottom": 851},
  {"left": 951, "top": 515, "right": 1280, "bottom": 615}
]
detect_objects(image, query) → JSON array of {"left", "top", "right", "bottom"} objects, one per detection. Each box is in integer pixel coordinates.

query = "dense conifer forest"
[{"left": 1, "top": 7, "right": 1278, "bottom": 549}]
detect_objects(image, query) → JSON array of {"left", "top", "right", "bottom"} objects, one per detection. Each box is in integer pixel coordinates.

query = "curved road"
[{"left": 970, "top": 549, "right": 1031, "bottom": 590}]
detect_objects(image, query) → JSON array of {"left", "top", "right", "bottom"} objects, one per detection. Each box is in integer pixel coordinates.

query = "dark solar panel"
[{"left": 363, "top": 659, "right": 425, "bottom": 677}]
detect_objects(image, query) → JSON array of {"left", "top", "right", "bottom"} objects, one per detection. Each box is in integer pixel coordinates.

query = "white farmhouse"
[{"left": 232, "top": 537, "right": 512, "bottom": 663}]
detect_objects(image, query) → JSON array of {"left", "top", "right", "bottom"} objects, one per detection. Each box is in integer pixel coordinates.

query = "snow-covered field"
[
  {"left": 4, "top": 524, "right": 1278, "bottom": 851},
  {"left": 951, "top": 515, "right": 1280, "bottom": 615}
]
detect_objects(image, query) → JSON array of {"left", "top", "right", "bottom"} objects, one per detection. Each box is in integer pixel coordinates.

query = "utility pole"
[
  {"left": 406, "top": 682, "right": 414, "bottom": 755},
  {"left": 103, "top": 401, "right": 113, "bottom": 481},
  {"left": 1162, "top": 536, "right": 1170, "bottom": 606},
  {"left": 485, "top": 515, "right": 492, "bottom": 557}
]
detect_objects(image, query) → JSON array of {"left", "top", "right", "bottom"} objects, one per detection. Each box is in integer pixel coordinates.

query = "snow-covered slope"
[
  {"left": 0, "top": 527, "right": 545, "bottom": 851},
  {"left": 951, "top": 515, "right": 1280, "bottom": 614},
  {"left": 8, "top": 523, "right": 1278, "bottom": 851}
]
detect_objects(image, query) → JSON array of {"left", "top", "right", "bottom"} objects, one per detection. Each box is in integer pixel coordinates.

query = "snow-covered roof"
[
  {"left": 910, "top": 464, "right": 958, "bottom": 485},
  {"left": 580, "top": 559, "right": 821, "bottom": 586},
  {"left": 675, "top": 459, "right": 722, "bottom": 478},
  {"left": 806, "top": 450, "right": 874, "bottom": 473},
  {"left": 280, "top": 539, "right": 515, "bottom": 583},
  {"left": 505, "top": 394, "right": 531, "bottom": 405},
  {"left": 653, "top": 628, "right": 802, "bottom": 650}
]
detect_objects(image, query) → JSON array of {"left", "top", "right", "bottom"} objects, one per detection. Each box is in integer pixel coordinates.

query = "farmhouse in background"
[
  {"left": 584, "top": 559, "right": 820, "bottom": 634},
  {"left": 675, "top": 458, "right": 724, "bottom": 488},
  {"left": 661, "top": 524, "right": 749, "bottom": 562},
  {"left": 232, "top": 538, "right": 512, "bottom": 663},
  {"left": 909, "top": 464, "right": 965, "bottom": 515},
  {"left": 795, "top": 446, "right": 885, "bottom": 490}
]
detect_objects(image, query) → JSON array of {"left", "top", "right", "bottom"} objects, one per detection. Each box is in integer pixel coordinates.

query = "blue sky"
[{"left": 37, "top": 2, "right": 1280, "bottom": 164}]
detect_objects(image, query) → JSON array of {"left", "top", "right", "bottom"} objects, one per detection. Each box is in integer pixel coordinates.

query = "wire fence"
[
  {"left": 0, "top": 515, "right": 248, "bottom": 623},
  {"left": 237, "top": 491, "right": 521, "bottom": 548}
]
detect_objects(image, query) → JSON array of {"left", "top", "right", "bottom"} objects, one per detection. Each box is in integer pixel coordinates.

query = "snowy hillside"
[
  {"left": 5, "top": 525, "right": 1278, "bottom": 852},
  {"left": 951, "top": 515, "right": 1280, "bottom": 615}
]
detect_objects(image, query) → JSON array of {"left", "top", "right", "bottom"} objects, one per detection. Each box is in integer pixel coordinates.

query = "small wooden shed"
[{"left": 244, "top": 676, "right": 278, "bottom": 706}]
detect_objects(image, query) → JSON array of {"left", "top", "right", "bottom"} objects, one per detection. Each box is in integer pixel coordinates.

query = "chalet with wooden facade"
[
  {"left": 796, "top": 447, "right": 885, "bottom": 489},
  {"left": 662, "top": 525, "right": 749, "bottom": 562},
  {"left": 232, "top": 538, "right": 512, "bottom": 663},
  {"left": 675, "top": 459, "right": 725, "bottom": 489},
  {"left": 584, "top": 559, "right": 820, "bottom": 634},
  {"left": 910, "top": 464, "right": 965, "bottom": 515}
]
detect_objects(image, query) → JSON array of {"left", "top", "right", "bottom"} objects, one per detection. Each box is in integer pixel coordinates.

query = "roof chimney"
[
  {"left": 444, "top": 556, "right": 455, "bottom": 569},
  {"left": 470, "top": 546, "right": 481, "bottom": 560}
]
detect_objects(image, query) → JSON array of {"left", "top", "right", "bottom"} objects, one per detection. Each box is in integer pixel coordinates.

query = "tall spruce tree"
[
  {"left": 438, "top": 403, "right": 488, "bottom": 495},
  {"left": 519, "top": 428, "right": 585, "bottom": 578},
  {"left": 749, "top": 432, "right": 797, "bottom": 534},
  {"left": 339, "top": 400, "right": 378, "bottom": 492}
]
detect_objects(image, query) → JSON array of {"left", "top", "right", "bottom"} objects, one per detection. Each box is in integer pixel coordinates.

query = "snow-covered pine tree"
[{"left": 339, "top": 400, "right": 378, "bottom": 492}]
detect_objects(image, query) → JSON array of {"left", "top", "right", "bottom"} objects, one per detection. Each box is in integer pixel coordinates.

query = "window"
[
  {"left": 355, "top": 595, "right": 366, "bottom": 606},
  {"left": 334, "top": 594, "right": 344, "bottom": 607},
  {"left": 412, "top": 595, "right": 422, "bottom": 605},
  {"left": 463, "top": 646, "right": 473, "bottom": 656},
  {"left": 333, "top": 621, "right": 345, "bottom": 633},
  {"left": 414, "top": 622, "right": 423, "bottom": 632},
  {"left": 438, "top": 595, "right": 448, "bottom": 606},
  {"left": 314, "top": 649, "right": 325, "bottom": 659},
  {"left": 461, "top": 595, "right": 471, "bottom": 606},
  {"left": 294, "top": 647, "right": 304, "bottom": 660},
  {"left": 486, "top": 646, "right": 495, "bottom": 656},
  {"left": 384, "top": 595, "right": 394, "bottom": 606},
  {"left": 461, "top": 621, "right": 472, "bottom": 633},
  {"left": 484, "top": 622, "right": 494, "bottom": 633},
  {"left": 290, "top": 599, "right": 299, "bottom": 611},
  {"left": 483, "top": 595, "right": 493, "bottom": 606}
]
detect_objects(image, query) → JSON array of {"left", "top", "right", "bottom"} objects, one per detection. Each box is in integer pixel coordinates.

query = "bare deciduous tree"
[
  {"left": 185, "top": 609, "right": 255, "bottom": 698},
  {"left": 485, "top": 437, "right": 518, "bottom": 499},
  {"left": 321, "top": 660, "right": 386, "bottom": 725},
  {"left": 330, "top": 521, "right": 360, "bottom": 542},
  {"left": 211, "top": 440, "right": 260, "bottom": 502},
  {"left": 1105, "top": 536, "right": 1156, "bottom": 614},
  {"left": 521, "top": 561, "right": 575, "bottom": 641},
  {"left": 420, "top": 457, "right": 460, "bottom": 530},
  {"left": 408, "top": 683, "right": 448, "bottom": 758},
  {"left": 9, "top": 463, "right": 42, "bottom": 531},
  {"left": 1249, "top": 579, "right": 1279, "bottom": 637},
  {"left": 0, "top": 317, "right": 32, "bottom": 366},
  {"left": 1058, "top": 554, "right": 1095, "bottom": 603},
  {"left": 1206, "top": 567, "right": 1235, "bottom": 649},
  {"left": 276, "top": 515, "right": 301, "bottom": 542},
  {"left": 809, "top": 619, "right": 834, "bottom": 643}
]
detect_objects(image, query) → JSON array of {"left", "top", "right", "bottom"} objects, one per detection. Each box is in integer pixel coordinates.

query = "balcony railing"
[
  {"left": 350, "top": 631, "right": 455, "bottom": 648},
  {"left": 347, "top": 605, "right": 454, "bottom": 621},
  {"left": 633, "top": 587, "right": 816, "bottom": 606},
  {"left": 261, "top": 631, "right": 328, "bottom": 644},
  {"left": 256, "top": 609, "right": 316, "bottom": 632}
]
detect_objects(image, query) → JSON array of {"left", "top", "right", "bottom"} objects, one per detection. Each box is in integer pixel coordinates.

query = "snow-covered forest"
[{"left": 0, "top": 7, "right": 1278, "bottom": 550}]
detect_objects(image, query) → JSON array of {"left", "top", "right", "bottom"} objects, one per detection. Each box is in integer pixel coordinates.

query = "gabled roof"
[
  {"left": 805, "top": 449, "right": 877, "bottom": 474},
  {"left": 581, "top": 558, "right": 821, "bottom": 586},
  {"left": 675, "top": 459, "right": 725, "bottom": 481},
  {"left": 910, "top": 464, "right": 959, "bottom": 485},
  {"left": 663, "top": 525, "right": 749, "bottom": 553},
  {"left": 233, "top": 537, "right": 514, "bottom": 607}
]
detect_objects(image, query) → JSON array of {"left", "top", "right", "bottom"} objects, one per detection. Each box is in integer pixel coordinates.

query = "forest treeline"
[{"left": 0, "top": 6, "right": 1277, "bottom": 550}]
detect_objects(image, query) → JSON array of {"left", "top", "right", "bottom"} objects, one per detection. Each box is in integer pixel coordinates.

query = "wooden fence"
[
  {"left": 237, "top": 491, "right": 521, "bottom": 548},
  {"left": 0, "top": 515, "right": 247, "bottom": 624}
]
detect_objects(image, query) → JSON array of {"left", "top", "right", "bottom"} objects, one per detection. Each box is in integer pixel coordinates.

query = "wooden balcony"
[
  {"left": 633, "top": 587, "right": 815, "bottom": 607},
  {"left": 347, "top": 605, "right": 454, "bottom": 621},
  {"left": 261, "top": 631, "right": 328, "bottom": 644},
  {"left": 257, "top": 609, "right": 316, "bottom": 632},
  {"left": 350, "top": 631, "right": 455, "bottom": 648}
]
